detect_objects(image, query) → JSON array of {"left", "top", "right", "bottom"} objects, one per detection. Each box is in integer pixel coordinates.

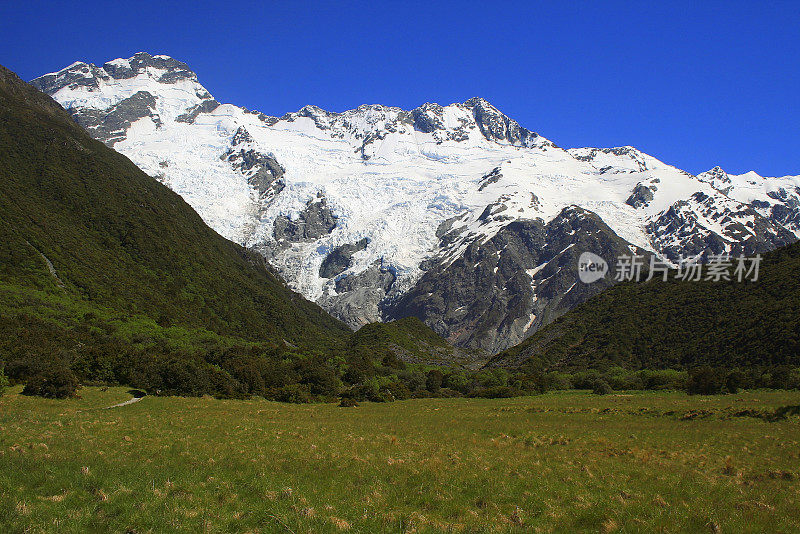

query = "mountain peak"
[
  {"left": 697, "top": 166, "right": 732, "bottom": 192},
  {"left": 31, "top": 52, "right": 199, "bottom": 95},
  {"left": 101, "top": 52, "right": 196, "bottom": 82}
]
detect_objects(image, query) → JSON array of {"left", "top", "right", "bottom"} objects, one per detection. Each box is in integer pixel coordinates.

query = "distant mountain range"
[{"left": 30, "top": 53, "right": 800, "bottom": 354}]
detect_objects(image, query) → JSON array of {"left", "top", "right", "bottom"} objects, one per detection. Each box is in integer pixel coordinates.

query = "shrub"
[
  {"left": 443, "top": 372, "right": 470, "bottom": 394},
  {"left": 687, "top": 366, "right": 724, "bottom": 395},
  {"left": 425, "top": 369, "right": 444, "bottom": 393},
  {"left": 380, "top": 380, "right": 411, "bottom": 401},
  {"left": 639, "top": 369, "right": 687, "bottom": 391},
  {"left": 403, "top": 370, "right": 427, "bottom": 392},
  {"left": 381, "top": 351, "right": 406, "bottom": 370},
  {"left": 22, "top": 364, "right": 80, "bottom": 399},
  {"left": 592, "top": 379, "right": 613, "bottom": 395},
  {"left": 0, "top": 366, "right": 8, "bottom": 397},
  {"left": 297, "top": 357, "right": 340, "bottom": 396},
  {"left": 473, "top": 369, "right": 509, "bottom": 389},
  {"left": 470, "top": 386, "right": 520, "bottom": 399},
  {"left": 270, "top": 384, "right": 313, "bottom": 403},
  {"left": 767, "top": 365, "right": 800, "bottom": 390},
  {"left": 571, "top": 371, "right": 602, "bottom": 390},
  {"left": 725, "top": 370, "right": 746, "bottom": 394}
]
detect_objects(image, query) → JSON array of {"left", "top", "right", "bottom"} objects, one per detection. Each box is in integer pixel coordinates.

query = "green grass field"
[{"left": 1, "top": 387, "right": 799, "bottom": 533}]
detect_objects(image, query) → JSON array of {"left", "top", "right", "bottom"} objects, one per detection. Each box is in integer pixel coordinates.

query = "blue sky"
[{"left": 1, "top": 1, "right": 798, "bottom": 176}]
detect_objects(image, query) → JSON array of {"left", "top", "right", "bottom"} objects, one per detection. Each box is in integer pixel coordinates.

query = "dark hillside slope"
[
  {"left": 0, "top": 63, "right": 348, "bottom": 352},
  {"left": 490, "top": 242, "right": 800, "bottom": 371},
  {"left": 351, "top": 317, "right": 486, "bottom": 368}
]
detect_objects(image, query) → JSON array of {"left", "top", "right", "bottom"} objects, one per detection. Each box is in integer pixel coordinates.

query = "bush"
[
  {"left": 687, "top": 366, "right": 724, "bottom": 395},
  {"left": 0, "top": 366, "right": 8, "bottom": 397},
  {"left": 22, "top": 364, "right": 80, "bottom": 399},
  {"left": 425, "top": 369, "right": 443, "bottom": 393},
  {"left": 592, "top": 379, "right": 613, "bottom": 395},
  {"left": 767, "top": 365, "right": 800, "bottom": 390},
  {"left": 403, "top": 370, "right": 427, "bottom": 392},
  {"left": 297, "top": 357, "right": 340, "bottom": 396},
  {"left": 725, "top": 370, "right": 746, "bottom": 394},
  {"left": 270, "top": 384, "right": 313, "bottom": 403},
  {"left": 469, "top": 386, "right": 520, "bottom": 399},
  {"left": 443, "top": 372, "right": 470, "bottom": 394},
  {"left": 639, "top": 369, "right": 687, "bottom": 391},
  {"left": 380, "top": 380, "right": 411, "bottom": 401}
]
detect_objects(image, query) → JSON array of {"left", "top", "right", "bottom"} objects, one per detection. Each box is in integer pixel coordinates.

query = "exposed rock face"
[
  {"left": 697, "top": 166, "right": 733, "bottom": 194},
  {"left": 30, "top": 52, "right": 213, "bottom": 147},
  {"left": 464, "top": 97, "right": 551, "bottom": 147},
  {"left": 571, "top": 146, "right": 649, "bottom": 172},
  {"left": 101, "top": 52, "right": 197, "bottom": 83},
  {"left": 319, "top": 262, "right": 396, "bottom": 328},
  {"left": 410, "top": 103, "right": 445, "bottom": 133},
  {"left": 176, "top": 99, "right": 221, "bottom": 123},
  {"left": 626, "top": 183, "right": 656, "bottom": 208},
  {"left": 319, "top": 238, "right": 370, "bottom": 278},
  {"left": 766, "top": 188, "right": 800, "bottom": 234},
  {"left": 221, "top": 127, "right": 285, "bottom": 198},
  {"left": 273, "top": 196, "right": 337, "bottom": 243},
  {"left": 70, "top": 91, "right": 160, "bottom": 146},
  {"left": 478, "top": 167, "right": 503, "bottom": 191},
  {"left": 648, "top": 192, "right": 796, "bottom": 262},
  {"left": 389, "top": 206, "right": 648, "bottom": 354}
]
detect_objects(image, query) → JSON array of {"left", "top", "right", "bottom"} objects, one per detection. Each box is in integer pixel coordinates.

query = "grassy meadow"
[{"left": 1, "top": 387, "right": 799, "bottom": 533}]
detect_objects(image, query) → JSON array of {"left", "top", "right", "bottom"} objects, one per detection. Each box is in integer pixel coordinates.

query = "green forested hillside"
[
  {"left": 0, "top": 64, "right": 348, "bottom": 349},
  {"left": 491, "top": 242, "right": 800, "bottom": 372},
  {"left": 0, "top": 63, "right": 499, "bottom": 400},
  {"left": 350, "top": 317, "right": 485, "bottom": 368},
  {"left": 0, "top": 63, "right": 358, "bottom": 396}
]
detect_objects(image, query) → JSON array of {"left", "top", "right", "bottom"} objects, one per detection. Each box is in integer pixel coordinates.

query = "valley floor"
[{"left": 1, "top": 387, "right": 799, "bottom": 533}]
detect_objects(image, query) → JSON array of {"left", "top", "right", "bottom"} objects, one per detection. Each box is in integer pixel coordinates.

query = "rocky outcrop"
[
  {"left": 30, "top": 52, "right": 211, "bottom": 146},
  {"left": 176, "top": 99, "right": 221, "bottom": 123},
  {"left": 221, "top": 126, "right": 285, "bottom": 198},
  {"left": 766, "top": 188, "right": 800, "bottom": 235},
  {"left": 570, "top": 146, "right": 649, "bottom": 172},
  {"left": 697, "top": 166, "right": 733, "bottom": 194},
  {"left": 626, "top": 182, "right": 656, "bottom": 208},
  {"left": 319, "top": 238, "right": 370, "bottom": 278},
  {"left": 69, "top": 91, "right": 160, "bottom": 146},
  {"left": 478, "top": 167, "right": 503, "bottom": 191},
  {"left": 463, "top": 97, "right": 547, "bottom": 147},
  {"left": 388, "top": 206, "right": 648, "bottom": 354},
  {"left": 319, "top": 262, "right": 396, "bottom": 328},
  {"left": 273, "top": 196, "right": 337, "bottom": 243},
  {"left": 102, "top": 52, "right": 197, "bottom": 83},
  {"left": 648, "top": 191, "right": 796, "bottom": 262}
]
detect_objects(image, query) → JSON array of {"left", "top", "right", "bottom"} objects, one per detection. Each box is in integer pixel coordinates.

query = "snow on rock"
[{"left": 31, "top": 53, "right": 800, "bottom": 344}]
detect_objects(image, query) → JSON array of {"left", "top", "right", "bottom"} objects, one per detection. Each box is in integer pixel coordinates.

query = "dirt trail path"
[{"left": 104, "top": 394, "right": 145, "bottom": 409}]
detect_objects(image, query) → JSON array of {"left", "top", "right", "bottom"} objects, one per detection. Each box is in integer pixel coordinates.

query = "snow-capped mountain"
[{"left": 31, "top": 53, "right": 800, "bottom": 353}]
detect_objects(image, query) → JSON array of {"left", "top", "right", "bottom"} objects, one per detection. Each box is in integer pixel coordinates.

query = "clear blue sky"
[{"left": 2, "top": 1, "right": 798, "bottom": 176}]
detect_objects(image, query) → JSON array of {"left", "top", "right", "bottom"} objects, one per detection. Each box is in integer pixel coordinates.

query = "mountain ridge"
[{"left": 31, "top": 52, "right": 800, "bottom": 353}]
